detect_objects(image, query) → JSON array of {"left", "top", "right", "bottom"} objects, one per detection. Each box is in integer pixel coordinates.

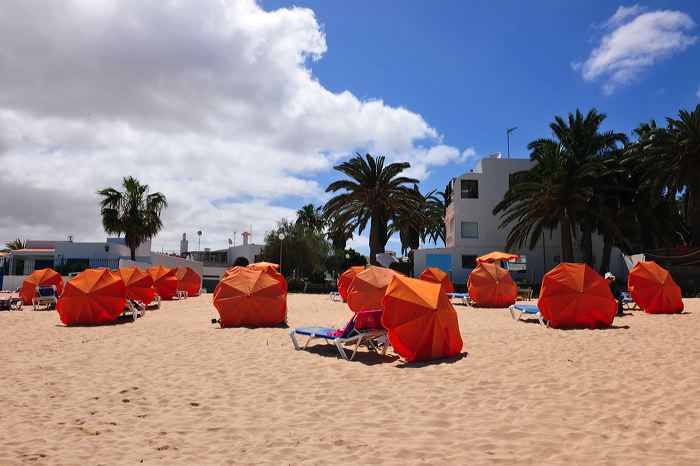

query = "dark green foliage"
[
  {"left": 97, "top": 176, "right": 167, "bottom": 260},
  {"left": 323, "top": 153, "right": 422, "bottom": 265},
  {"left": 232, "top": 256, "right": 249, "bottom": 267}
]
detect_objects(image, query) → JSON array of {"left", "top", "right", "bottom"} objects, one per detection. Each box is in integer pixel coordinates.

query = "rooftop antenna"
[
  {"left": 233, "top": 230, "right": 237, "bottom": 247},
  {"left": 507, "top": 127, "right": 518, "bottom": 159}
]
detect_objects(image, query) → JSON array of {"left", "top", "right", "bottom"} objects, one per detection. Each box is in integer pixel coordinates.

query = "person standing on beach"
[{"left": 605, "top": 272, "right": 624, "bottom": 317}]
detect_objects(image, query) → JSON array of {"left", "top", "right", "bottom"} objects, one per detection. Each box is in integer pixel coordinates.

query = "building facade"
[{"left": 413, "top": 154, "right": 628, "bottom": 284}]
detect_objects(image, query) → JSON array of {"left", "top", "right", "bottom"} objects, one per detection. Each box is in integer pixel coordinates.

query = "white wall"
[
  {"left": 150, "top": 253, "right": 204, "bottom": 279},
  {"left": 227, "top": 244, "right": 263, "bottom": 265}
]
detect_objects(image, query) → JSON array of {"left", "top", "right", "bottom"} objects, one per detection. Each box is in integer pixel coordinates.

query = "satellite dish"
[{"left": 197, "top": 230, "right": 202, "bottom": 236}]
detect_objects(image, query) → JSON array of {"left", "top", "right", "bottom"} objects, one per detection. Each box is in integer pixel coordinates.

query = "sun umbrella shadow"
[
  {"left": 395, "top": 351, "right": 469, "bottom": 369},
  {"left": 55, "top": 315, "right": 139, "bottom": 327}
]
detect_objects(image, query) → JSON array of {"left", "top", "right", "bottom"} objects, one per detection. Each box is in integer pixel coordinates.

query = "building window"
[
  {"left": 461, "top": 255, "right": 477, "bottom": 269},
  {"left": 460, "top": 179, "right": 478, "bottom": 199},
  {"left": 460, "top": 221, "right": 478, "bottom": 238}
]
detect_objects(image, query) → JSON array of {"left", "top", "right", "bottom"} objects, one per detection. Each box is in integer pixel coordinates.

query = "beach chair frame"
[
  {"left": 32, "top": 285, "right": 58, "bottom": 311},
  {"left": 509, "top": 304, "right": 549, "bottom": 327},
  {"left": 329, "top": 291, "right": 342, "bottom": 301},
  {"left": 446, "top": 292, "right": 473, "bottom": 306}
]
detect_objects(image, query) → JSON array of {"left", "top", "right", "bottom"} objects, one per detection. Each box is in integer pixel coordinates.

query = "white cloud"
[
  {"left": 574, "top": 7, "right": 697, "bottom": 94},
  {"left": 0, "top": 0, "right": 465, "bottom": 251}
]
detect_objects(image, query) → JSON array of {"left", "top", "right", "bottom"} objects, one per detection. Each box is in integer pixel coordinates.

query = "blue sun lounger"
[
  {"left": 289, "top": 309, "right": 389, "bottom": 361},
  {"left": 446, "top": 292, "right": 472, "bottom": 306},
  {"left": 509, "top": 304, "right": 548, "bottom": 326}
]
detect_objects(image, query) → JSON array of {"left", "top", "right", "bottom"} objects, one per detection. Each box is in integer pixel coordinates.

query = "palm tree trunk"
[
  {"left": 599, "top": 230, "right": 613, "bottom": 274},
  {"left": 369, "top": 212, "right": 386, "bottom": 265},
  {"left": 560, "top": 215, "right": 574, "bottom": 262},
  {"left": 690, "top": 184, "right": 700, "bottom": 247},
  {"left": 130, "top": 246, "right": 136, "bottom": 261},
  {"left": 582, "top": 217, "right": 594, "bottom": 267}
]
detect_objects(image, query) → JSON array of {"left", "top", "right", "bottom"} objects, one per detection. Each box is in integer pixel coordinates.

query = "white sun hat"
[{"left": 604, "top": 272, "right": 615, "bottom": 280}]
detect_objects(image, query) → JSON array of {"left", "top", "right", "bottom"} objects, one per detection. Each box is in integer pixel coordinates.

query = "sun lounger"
[
  {"left": 175, "top": 290, "right": 188, "bottom": 300},
  {"left": 289, "top": 309, "right": 389, "bottom": 361},
  {"left": 446, "top": 292, "right": 472, "bottom": 306},
  {"left": 329, "top": 291, "right": 342, "bottom": 301},
  {"left": 33, "top": 285, "right": 58, "bottom": 311},
  {"left": 0, "top": 295, "right": 22, "bottom": 311},
  {"left": 621, "top": 291, "right": 637, "bottom": 310},
  {"left": 122, "top": 299, "right": 146, "bottom": 321},
  {"left": 509, "top": 303, "right": 548, "bottom": 326}
]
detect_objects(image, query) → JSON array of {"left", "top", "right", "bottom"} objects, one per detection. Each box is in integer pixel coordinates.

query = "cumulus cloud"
[
  {"left": 574, "top": 7, "right": 697, "bottom": 94},
  {"left": 0, "top": 0, "right": 465, "bottom": 251}
]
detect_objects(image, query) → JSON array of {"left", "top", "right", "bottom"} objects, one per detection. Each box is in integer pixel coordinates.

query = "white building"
[{"left": 413, "top": 153, "right": 628, "bottom": 284}]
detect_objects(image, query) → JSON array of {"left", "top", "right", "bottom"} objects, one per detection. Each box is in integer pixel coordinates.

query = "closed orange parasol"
[
  {"left": 116, "top": 267, "right": 156, "bottom": 305},
  {"left": 381, "top": 276, "right": 463, "bottom": 362},
  {"left": 147, "top": 265, "right": 179, "bottom": 300},
  {"left": 628, "top": 261, "right": 683, "bottom": 314},
  {"left": 337, "top": 266, "right": 366, "bottom": 301},
  {"left": 174, "top": 266, "right": 201, "bottom": 297},
  {"left": 20, "top": 268, "right": 64, "bottom": 305},
  {"left": 419, "top": 267, "right": 455, "bottom": 294},
  {"left": 56, "top": 269, "right": 126, "bottom": 325},
  {"left": 539, "top": 263, "right": 616, "bottom": 329},
  {"left": 467, "top": 263, "right": 516, "bottom": 307},
  {"left": 476, "top": 251, "right": 521, "bottom": 263},
  {"left": 213, "top": 266, "right": 287, "bottom": 327},
  {"left": 346, "top": 266, "right": 402, "bottom": 313}
]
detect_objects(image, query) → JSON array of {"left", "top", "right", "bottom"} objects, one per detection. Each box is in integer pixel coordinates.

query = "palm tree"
[
  {"left": 324, "top": 153, "right": 422, "bottom": 265},
  {"left": 295, "top": 204, "right": 325, "bottom": 232},
  {"left": 530, "top": 109, "right": 627, "bottom": 266},
  {"left": 625, "top": 104, "right": 700, "bottom": 245},
  {"left": 4, "top": 238, "right": 26, "bottom": 251},
  {"left": 422, "top": 190, "right": 447, "bottom": 246},
  {"left": 97, "top": 176, "right": 168, "bottom": 260},
  {"left": 493, "top": 142, "right": 601, "bottom": 262},
  {"left": 326, "top": 212, "right": 356, "bottom": 250}
]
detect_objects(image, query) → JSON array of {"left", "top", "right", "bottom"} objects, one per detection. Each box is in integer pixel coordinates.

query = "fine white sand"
[{"left": 1, "top": 294, "right": 699, "bottom": 464}]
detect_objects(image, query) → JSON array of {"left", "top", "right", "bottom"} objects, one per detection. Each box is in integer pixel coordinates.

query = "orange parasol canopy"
[
  {"left": 476, "top": 251, "right": 521, "bottom": 263},
  {"left": 381, "top": 275, "right": 463, "bottom": 362},
  {"left": 628, "top": 261, "right": 683, "bottom": 314},
  {"left": 147, "top": 265, "right": 179, "bottom": 300},
  {"left": 213, "top": 266, "right": 287, "bottom": 327},
  {"left": 116, "top": 267, "right": 157, "bottom": 305},
  {"left": 346, "top": 266, "right": 402, "bottom": 313},
  {"left": 418, "top": 267, "right": 455, "bottom": 294},
  {"left": 56, "top": 269, "right": 126, "bottom": 325},
  {"left": 174, "top": 266, "right": 201, "bottom": 297},
  {"left": 249, "top": 262, "right": 279, "bottom": 270},
  {"left": 467, "top": 263, "right": 516, "bottom": 307},
  {"left": 539, "top": 263, "right": 616, "bottom": 329},
  {"left": 337, "top": 266, "right": 366, "bottom": 301},
  {"left": 20, "top": 268, "right": 64, "bottom": 305}
]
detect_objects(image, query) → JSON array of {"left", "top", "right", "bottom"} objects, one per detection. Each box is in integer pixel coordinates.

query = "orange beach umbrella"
[
  {"left": 477, "top": 251, "right": 520, "bottom": 264},
  {"left": 147, "top": 265, "right": 179, "bottom": 300},
  {"left": 337, "top": 266, "right": 366, "bottom": 301},
  {"left": 381, "top": 276, "right": 463, "bottom": 362},
  {"left": 56, "top": 269, "right": 126, "bottom": 326},
  {"left": 539, "top": 263, "right": 616, "bottom": 329},
  {"left": 419, "top": 267, "right": 455, "bottom": 294},
  {"left": 116, "top": 267, "right": 156, "bottom": 305},
  {"left": 249, "top": 262, "right": 279, "bottom": 270},
  {"left": 628, "top": 261, "right": 683, "bottom": 314},
  {"left": 174, "top": 266, "right": 201, "bottom": 297},
  {"left": 20, "top": 268, "right": 64, "bottom": 305},
  {"left": 213, "top": 266, "right": 287, "bottom": 327},
  {"left": 467, "top": 263, "right": 516, "bottom": 307},
  {"left": 346, "top": 266, "right": 402, "bottom": 313}
]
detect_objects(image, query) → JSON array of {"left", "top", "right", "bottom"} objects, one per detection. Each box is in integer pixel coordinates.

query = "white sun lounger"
[{"left": 509, "top": 304, "right": 548, "bottom": 326}]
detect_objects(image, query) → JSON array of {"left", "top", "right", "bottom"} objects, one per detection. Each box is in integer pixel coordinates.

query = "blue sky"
[{"left": 263, "top": 0, "right": 699, "bottom": 207}]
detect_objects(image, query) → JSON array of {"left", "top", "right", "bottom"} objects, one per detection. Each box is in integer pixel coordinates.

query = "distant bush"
[{"left": 232, "top": 256, "right": 249, "bottom": 267}]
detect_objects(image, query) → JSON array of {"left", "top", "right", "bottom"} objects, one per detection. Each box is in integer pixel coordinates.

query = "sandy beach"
[{"left": 1, "top": 294, "right": 699, "bottom": 465}]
